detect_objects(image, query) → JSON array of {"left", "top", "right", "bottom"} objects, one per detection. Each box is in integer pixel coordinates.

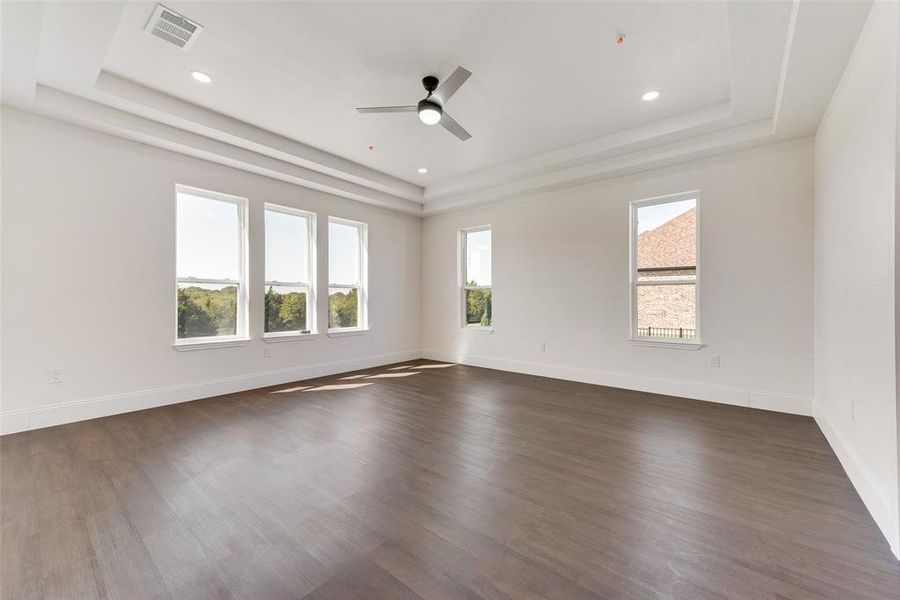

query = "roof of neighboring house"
[{"left": 636, "top": 207, "right": 696, "bottom": 270}]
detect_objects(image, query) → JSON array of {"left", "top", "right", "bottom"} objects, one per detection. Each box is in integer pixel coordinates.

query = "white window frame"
[
  {"left": 327, "top": 216, "right": 368, "bottom": 334},
  {"left": 629, "top": 191, "right": 703, "bottom": 350},
  {"left": 264, "top": 203, "right": 317, "bottom": 339},
  {"left": 174, "top": 185, "right": 249, "bottom": 349},
  {"left": 459, "top": 225, "right": 493, "bottom": 333}
]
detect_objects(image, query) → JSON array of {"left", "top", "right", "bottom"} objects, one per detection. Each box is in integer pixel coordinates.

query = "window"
[
  {"left": 328, "top": 217, "right": 367, "bottom": 331},
  {"left": 461, "top": 226, "right": 492, "bottom": 329},
  {"left": 265, "top": 205, "right": 315, "bottom": 337},
  {"left": 175, "top": 186, "right": 248, "bottom": 344},
  {"left": 630, "top": 193, "right": 699, "bottom": 344}
]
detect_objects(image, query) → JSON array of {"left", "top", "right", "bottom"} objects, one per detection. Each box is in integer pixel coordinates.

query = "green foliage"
[
  {"left": 177, "top": 286, "right": 237, "bottom": 338},
  {"left": 279, "top": 291, "right": 307, "bottom": 331},
  {"left": 465, "top": 282, "right": 491, "bottom": 327},
  {"left": 264, "top": 286, "right": 282, "bottom": 333},
  {"left": 265, "top": 286, "right": 307, "bottom": 333},
  {"left": 329, "top": 288, "right": 358, "bottom": 328}
]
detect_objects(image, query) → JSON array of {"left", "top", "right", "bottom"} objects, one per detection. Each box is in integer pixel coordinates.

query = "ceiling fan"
[{"left": 356, "top": 66, "right": 473, "bottom": 141}]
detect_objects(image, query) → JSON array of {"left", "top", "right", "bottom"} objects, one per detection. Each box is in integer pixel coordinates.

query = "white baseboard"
[
  {"left": 0, "top": 350, "right": 421, "bottom": 436},
  {"left": 1, "top": 348, "right": 815, "bottom": 435},
  {"left": 421, "top": 349, "right": 813, "bottom": 416},
  {"left": 813, "top": 401, "right": 900, "bottom": 559}
]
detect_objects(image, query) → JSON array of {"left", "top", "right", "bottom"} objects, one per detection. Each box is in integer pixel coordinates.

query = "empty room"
[{"left": 2, "top": 0, "right": 900, "bottom": 598}]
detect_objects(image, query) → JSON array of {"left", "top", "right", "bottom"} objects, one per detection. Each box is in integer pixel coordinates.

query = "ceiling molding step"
[
  {"left": 723, "top": 0, "right": 793, "bottom": 123},
  {"left": 0, "top": 0, "right": 43, "bottom": 106},
  {"left": 422, "top": 0, "right": 869, "bottom": 214},
  {"left": 29, "top": 85, "right": 423, "bottom": 216},
  {"left": 5, "top": 0, "right": 868, "bottom": 219},
  {"left": 93, "top": 71, "right": 424, "bottom": 203},
  {"left": 770, "top": 0, "right": 801, "bottom": 126},
  {"left": 423, "top": 101, "right": 735, "bottom": 200},
  {"left": 422, "top": 119, "right": 776, "bottom": 216},
  {"left": 769, "top": 0, "right": 872, "bottom": 138},
  {"left": 423, "top": 0, "right": 806, "bottom": 202}
]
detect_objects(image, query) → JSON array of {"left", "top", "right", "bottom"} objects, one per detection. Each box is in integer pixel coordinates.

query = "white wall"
[
  {"left": 422, "top": 137, "right": 815, "bottom": 415},
  {"left": 1, "top": 6, "right": 896, "bottom": 557},
  {"left": 813, "top": 0, "right": 899, "bottom": 557},
  {"left": 0, "top": 107, "right": 422, "bottom": 434}
]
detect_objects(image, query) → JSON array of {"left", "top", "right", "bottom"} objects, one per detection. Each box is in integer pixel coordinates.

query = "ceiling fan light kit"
[
  {"left": 356, "top": 67, "right": 473, "bottom": 141},
  {"left": 417, "top": 99, "right": 442, "bottom": 125}
]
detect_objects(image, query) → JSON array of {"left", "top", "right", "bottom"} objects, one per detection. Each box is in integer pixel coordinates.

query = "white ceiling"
[
  {"left": 104, "top": 1, "right": 733, "bottom": 185},
  {"left": 1, "top": 1, "right": 874, "bottom": 214}
]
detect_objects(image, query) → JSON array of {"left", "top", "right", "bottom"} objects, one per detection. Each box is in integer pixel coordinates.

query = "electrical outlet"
[
  {"left": 708, "top": 354, "right": 720, "bottom": 368},
  {"left": 263, "top": 347, "right": 272, "bottom": 359},
  {"left": 49, "top": 368, "right": 63, "bottom": 384},
  {"left": 539, "top": 340, "right": 547, "bottom": 353}
]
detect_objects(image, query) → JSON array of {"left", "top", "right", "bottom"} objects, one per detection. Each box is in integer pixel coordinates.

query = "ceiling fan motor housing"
[{"left": 422, "top": 75, "right": 439, "bottom": 94}]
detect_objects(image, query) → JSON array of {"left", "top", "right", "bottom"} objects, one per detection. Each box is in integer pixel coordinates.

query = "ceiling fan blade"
[
  {"left": 431, "top": 66, "right": 471, "bottom": 105},
  {"left": 356, "top": 105, "right": 417, "bottom": 113},
  {"left": 440, "top": 112, "right": 471, "bottom": 141}
]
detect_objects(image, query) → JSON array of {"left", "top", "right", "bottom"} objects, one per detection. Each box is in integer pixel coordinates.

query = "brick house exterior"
[{"left": 635, "top": 207, "right": 696, "bottom": 334}]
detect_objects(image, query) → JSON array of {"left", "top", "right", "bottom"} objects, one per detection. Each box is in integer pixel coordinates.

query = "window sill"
[
  {"left": 263, "top": 332, "right": 318, "bottom": 343},
  {"left": 462, "top": 327, "right": 494, "bottom": 335},
  {"left": 327, "top": 327, "right": 369, "bottom": 338},
  {"left": 629, "top": 338, "right": 704, "bottom": 350},
  {"left": 173, "top": 338, "right": 251, "bottom": 351}
]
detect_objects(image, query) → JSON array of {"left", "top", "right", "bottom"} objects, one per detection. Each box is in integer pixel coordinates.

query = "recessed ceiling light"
[
  {"left": 642, "top": 90, "right": 660, "bottom": 102},
  {"left": 417, "top": 167, "right": 428, "bottom": 174},
  {"left": 191, "top": 70, "right": 212, "bottom": 84}
]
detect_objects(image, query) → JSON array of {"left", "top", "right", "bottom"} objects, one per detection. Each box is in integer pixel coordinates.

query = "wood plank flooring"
[{"left": 2, "top": 361, "right": 899, "bottom": 599}]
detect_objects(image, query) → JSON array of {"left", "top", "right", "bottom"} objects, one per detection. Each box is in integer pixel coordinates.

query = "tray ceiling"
[{"left": 1, "top": 1, "right": 874, "bottom": 214}]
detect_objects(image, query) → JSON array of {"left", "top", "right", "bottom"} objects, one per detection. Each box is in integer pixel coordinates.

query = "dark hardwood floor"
[{"left": 2, "top": 360, "right": 899, "bottom": 599}]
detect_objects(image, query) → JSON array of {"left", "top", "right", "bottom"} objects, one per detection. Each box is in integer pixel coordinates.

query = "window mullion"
[
  {"left": 178, "top": 277, "right": 241, "bottom": 285},
  {"left": 265, "top": 280, "right": 308, "bottom": 287},
  {"left": 634, "top": 280, "right": 696, "bottom": 287}
]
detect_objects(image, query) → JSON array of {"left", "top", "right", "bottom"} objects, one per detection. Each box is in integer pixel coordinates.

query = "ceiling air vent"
[{"left": 144, "top": 4, "right": 203, "bottom": 50}]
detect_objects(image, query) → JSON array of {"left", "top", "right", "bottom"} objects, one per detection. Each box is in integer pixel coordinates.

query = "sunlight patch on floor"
[
  {"left": 365, "top": 372, "right": 420, "bottom": 379},
  {"left": 270, "top": 385, "right": 313, "bottom": 394},
  {"left": 302, "top": 383, "right": 374, "bottom": 392},
  {"left": 269, "top": 362, "right": 455, "bottom": 395}
]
